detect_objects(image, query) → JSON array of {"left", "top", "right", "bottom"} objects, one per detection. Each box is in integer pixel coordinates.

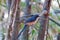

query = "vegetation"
[{"left": 0, "top": 0, "right": 60, "bottom": 40}]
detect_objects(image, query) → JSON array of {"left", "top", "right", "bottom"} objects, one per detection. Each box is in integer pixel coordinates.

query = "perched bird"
[
  {"left": 17, "top": 15, "right": 39, "bottom": 38},
  {"left": 25, "top": 15, "right": 39, "bottom": 26}
]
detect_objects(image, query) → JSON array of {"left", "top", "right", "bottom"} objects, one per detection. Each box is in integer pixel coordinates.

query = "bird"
[
  {"left": 25, "top": 15, "right": 40, "bottom": 26},
  {"left": 17, "top": 15, "right": 39, "bottom": 38}
]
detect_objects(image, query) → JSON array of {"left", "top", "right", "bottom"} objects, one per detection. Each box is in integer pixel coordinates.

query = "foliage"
[{"left": 0, "top": 0, "right": 60, "bottom": 40}]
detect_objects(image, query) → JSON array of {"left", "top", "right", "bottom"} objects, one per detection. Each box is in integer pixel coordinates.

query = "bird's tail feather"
[{"left": 17, "top": 25, "right": 27, "bottom": 38}]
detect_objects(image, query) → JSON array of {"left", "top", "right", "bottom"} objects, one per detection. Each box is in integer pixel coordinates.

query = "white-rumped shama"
[{"left": 17, "top": 15, "right": 39, "bottom": 38}]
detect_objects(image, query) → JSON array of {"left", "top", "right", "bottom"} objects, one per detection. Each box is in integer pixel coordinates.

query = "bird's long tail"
[{"left": 17, "top": 25, "right": 27, "bottom": 38}]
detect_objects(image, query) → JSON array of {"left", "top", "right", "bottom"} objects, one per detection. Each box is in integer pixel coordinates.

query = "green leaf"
[
  {"left": 33, "top": 0, "right": 37, "bottom": 2},
  {"left": 50, "top": 13, "right": 52, "bottom": 16},
  {"left": 32, "top": 29, "right": 35, "bottom": 36},
  {"left": 0, "top": 3, "right": 8, "bottom": 9},
  {"left": 20, "top": 23, "right": 24, "bottom": 28},
  {"left": 20, "top": 2, "right": 26, "bottom": 8}
]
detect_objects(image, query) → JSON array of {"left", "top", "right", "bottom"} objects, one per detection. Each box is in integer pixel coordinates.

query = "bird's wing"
[{"left": 25, "top": 17, "right": 36, "bottom": 23}]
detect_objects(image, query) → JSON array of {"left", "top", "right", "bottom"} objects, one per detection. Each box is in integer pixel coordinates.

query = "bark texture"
[{"left": 37, "top": 0, "right": 51, "bottom": 40}]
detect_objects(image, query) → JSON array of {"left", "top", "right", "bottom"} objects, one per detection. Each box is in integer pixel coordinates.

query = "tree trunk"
[
  {"left": 10, "top": 0, "right": 20, "bottom": 40},
  {"left": 20, "top": 0, "right": 31, "bottom": 40},
  {"left": 25, "top": 0, "right": 31, "bottom": 15},
  {"left": 37, "top": 0, "right": 51, "bottom": 40}
]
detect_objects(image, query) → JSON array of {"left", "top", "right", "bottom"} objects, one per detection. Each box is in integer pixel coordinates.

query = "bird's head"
[{"left": 34, "top": 15, "right": 39, "bottom": 18}]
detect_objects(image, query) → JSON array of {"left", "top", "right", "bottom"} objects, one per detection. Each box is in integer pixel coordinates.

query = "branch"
[
  {"left": 49, "top": 16, "right": 60, "bottom": 26},
  {"left": 57, "top": 0, "right": 60, "bottom": 8},
  {"left": 54, "top": 9, "right": 60, "bottom": 13}
]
